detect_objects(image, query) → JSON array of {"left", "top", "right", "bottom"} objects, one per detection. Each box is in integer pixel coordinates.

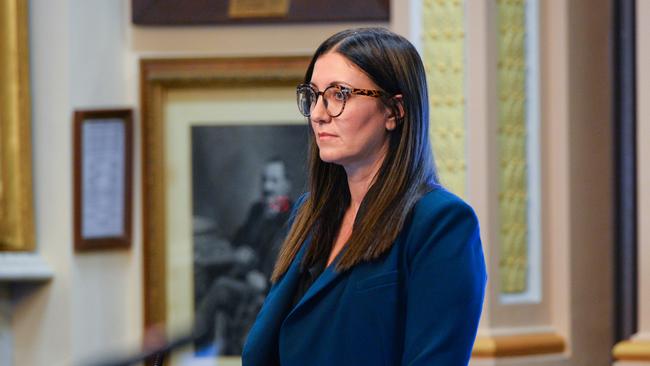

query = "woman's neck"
[{"left": 344, "top": 143, "right": 388, "bottom": 211}]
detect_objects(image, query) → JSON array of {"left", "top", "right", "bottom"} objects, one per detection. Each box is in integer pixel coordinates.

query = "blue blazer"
[{"left": 242, "top": 188, "right": 486, "bottom": 366}]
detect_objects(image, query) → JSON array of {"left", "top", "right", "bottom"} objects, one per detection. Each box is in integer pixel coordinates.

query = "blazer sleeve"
[{"left": 401, "top": 197, "right": 487, "bottom": 366}]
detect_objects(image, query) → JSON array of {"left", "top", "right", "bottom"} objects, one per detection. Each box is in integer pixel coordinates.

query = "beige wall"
[
  {"left": 14, "top": 0, "right": 74, "bottom": 364},
  {"left": 15, "top": 0, "right": 138, "bottom": 364}
]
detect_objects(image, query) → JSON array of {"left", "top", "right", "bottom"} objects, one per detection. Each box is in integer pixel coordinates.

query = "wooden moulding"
[
  {"left": 472, "top": 333, "right": 566, "bottom": 358},
  {"left": 613, "top": 340, "right": 650, "bottom": 361}
]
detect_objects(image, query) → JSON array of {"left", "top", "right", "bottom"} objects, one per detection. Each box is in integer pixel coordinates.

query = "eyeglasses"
[{"left": 296, "top": 83, "right": 390, "bottom": 118}]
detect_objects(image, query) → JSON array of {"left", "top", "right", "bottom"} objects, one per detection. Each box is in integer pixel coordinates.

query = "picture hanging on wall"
[
  {"left": 191, "top": 124, "right": 308, "bottom": 355},
  {"left": 73, "top": 109, "right": 133, "bottom": 251},
  {"left": 141, "top": 56, "right": 310, "bottom": 365},
  {"left": 132, "top": 0, "right": 389, "bottom": 25}
]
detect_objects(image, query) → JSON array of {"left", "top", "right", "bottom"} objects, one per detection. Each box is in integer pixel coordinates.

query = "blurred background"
[{"left": 0, "top": 0, "right": 648, "bottom": 365}]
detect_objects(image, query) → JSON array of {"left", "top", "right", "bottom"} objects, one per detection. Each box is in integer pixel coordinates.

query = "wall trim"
[
  {"left": 472, "top": 333, "right": 565, "bottom": 358},
  {"left": 613, "top": 340, "right": 650, "bottom": 361}
]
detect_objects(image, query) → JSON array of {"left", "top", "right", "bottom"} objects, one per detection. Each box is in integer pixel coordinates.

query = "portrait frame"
[
  {"left": 0, "top": 0, "right": 36, "bottom": 251},
  {"left": 141, "top": 56, "right": 310, "bottom": 363},
  {"left": 132, "top": 0, "right": 389, "bottom": 25},
  {"left": 73, "top": 109, "right": 134, "bottom": 251}
]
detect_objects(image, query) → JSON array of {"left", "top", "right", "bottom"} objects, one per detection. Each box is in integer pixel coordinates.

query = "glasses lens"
[
  {"left": 323, "top": 86, "right": 346, "bottom": 117},
  {"left": 296, "top": 86, "right": 315, "bottom": 117}
]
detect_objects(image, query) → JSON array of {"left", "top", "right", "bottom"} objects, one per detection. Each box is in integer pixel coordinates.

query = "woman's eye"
[{"left": 334, "top": 90, "right": 346, "bottom": 101}]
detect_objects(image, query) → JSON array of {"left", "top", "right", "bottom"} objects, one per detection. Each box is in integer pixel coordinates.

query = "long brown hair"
[{"left": 271, "top": 27, "right": 439, "bottom": 282}]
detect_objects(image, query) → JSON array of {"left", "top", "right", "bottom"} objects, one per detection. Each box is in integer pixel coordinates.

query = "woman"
[{"left": 242, "top": 27, "right": 486, "bottom": 366}]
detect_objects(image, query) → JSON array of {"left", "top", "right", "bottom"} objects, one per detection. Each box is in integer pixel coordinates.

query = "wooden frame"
[
  {"left": 140, "top": 56, "right": 309, "bottom": 361},
  {"left": 73, "top": 109, "right": 134, "bottom": 251},
  {"left": 132, "top": 0, "right": 389, "bottom": 25},
  {"left": 0, "top": 0, "right": 35, "bottom": 251}
]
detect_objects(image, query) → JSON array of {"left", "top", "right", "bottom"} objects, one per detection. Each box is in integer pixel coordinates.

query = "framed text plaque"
[{"left": 73, "top": 109, "right": 133, "bottom": 251}]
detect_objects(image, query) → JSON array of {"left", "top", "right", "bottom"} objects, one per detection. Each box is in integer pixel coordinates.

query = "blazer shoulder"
[
  {"left": 404, "top": 187, "right": 481, "bottom": 261},
  {"left": 294, "top": 192, "right": 309, "bottom": 209},
  {"left": 288, "top": 192, "right": 309, "bottom": 219},
  {"left": 411, "top": 187, "right": 478, "bottom": 226}
]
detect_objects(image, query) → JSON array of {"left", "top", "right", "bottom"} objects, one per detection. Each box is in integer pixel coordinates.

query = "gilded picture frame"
[
  {"left": 141, "top": 56, "right": 310, "bottom": 364},
  {"left": 0, "top": 0, "right": 36, "bottom": 251}
]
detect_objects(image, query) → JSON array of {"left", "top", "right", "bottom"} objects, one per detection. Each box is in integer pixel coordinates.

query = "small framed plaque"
[{"left": 73, "top": 109, "right": 133, "bottom": 251}]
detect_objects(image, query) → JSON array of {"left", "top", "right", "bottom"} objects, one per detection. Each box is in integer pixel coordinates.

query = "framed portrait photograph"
[
  {"left": 141, "top": 57, "right": 310, "bottom": 365},
  {"left": 191, "top": 124, "right": 308, "bottom": 356},
  {"left": 73, "top": 109, "right": 133, "bottom": 251}
]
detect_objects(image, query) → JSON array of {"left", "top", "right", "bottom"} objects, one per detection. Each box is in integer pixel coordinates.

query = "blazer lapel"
[
  {"left": 285, "top": 247, "right": 347, "bottom": 320},
  {"left": 242, "top": 241, "right": 307, "bottom": 365},
  {"left": 244, "top": 242, "right": 348, "bottom": 365}
]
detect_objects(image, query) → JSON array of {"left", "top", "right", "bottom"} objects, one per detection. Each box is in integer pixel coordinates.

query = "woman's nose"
[{"left": 310, "top": 95, "right": 330, "bottom": 124}]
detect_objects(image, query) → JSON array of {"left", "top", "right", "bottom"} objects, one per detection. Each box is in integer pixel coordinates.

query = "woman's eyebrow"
[
  {"left": 329, "top": 80, "right": 352, "bottom": 87},
  {"left": 309, "top": 80, "right": 352, "bottom": 90}
]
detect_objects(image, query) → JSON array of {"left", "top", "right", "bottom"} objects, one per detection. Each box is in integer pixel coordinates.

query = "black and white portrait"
[{"left": 190, "top": 124, "right": 309, "bottom": 356}]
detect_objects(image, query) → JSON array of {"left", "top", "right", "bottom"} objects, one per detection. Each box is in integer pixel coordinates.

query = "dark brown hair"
[{"left": 271, "top": 27, "right": 439, "bottom": 282}]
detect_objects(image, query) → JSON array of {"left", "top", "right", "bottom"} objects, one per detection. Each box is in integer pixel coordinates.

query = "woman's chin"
[{"left": 318, "top": 151, "right": 342, "bottom": 165}]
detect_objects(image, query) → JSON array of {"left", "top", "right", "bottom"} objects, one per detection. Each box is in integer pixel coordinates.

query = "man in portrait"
[
  {"left": 193, "top": 157, "right": 294, "bottom": 355},
  {"left": 232, "top": 157, "right": 293, "bottom": 280}
]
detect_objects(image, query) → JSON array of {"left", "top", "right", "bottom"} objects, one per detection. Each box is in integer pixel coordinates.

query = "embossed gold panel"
[{"left": 0, "top": 0, "right": 35, "bottom": 251}]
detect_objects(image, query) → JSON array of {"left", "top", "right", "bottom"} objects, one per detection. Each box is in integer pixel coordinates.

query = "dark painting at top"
[{"left": 132, "top": 0, "right": 389, "bottom": 25}]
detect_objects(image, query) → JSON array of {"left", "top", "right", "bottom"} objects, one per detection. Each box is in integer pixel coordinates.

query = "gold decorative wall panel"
[
  {"left": 0, "top": 0, "right": 35, "bottom": 251},
  {"left": 422, "top": 0, "right": 466, "bottom": 196},
  {"left": 497, "top": 0, "right": 528, "bottom": 293}
]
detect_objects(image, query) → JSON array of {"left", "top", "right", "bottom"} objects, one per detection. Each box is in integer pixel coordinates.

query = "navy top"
[{"left": 290, "top": 255, "right": 327, "bottom": 309}]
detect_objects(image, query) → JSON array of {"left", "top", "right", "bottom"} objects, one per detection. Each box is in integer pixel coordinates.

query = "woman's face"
[{"left": 309, "top": 52, "right": 396, "bottom": 171}]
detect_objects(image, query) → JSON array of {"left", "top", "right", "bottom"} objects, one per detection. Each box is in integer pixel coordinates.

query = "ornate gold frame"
[
  {"left": 0, "top": 0, "right": 35, "bottom": 251},
  {"left": 140, "top": 55, "right": 309, "bottom": 339}
]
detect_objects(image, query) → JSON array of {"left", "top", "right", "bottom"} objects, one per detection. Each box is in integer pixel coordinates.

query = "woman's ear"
[{"left": 385, "top": 94, "right": 405, "bottom": 131}]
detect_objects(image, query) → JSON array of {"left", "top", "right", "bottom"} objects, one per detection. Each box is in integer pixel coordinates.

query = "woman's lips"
[{"left": 318, "top": 132, "right": 337, "bottom": 139}]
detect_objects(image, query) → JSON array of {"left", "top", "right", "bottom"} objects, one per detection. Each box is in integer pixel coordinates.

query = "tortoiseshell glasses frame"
[{"left": 296, "top": 83, "right": 391, "bottom": 118}]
